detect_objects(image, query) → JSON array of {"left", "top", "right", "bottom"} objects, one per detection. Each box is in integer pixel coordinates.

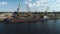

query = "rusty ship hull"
[{"left": 3, "top": 18, "right": 48, "bottom": 23}]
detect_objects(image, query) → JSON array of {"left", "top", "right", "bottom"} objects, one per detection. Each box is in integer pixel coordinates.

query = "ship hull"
[{"left": 3, "top": 18, "right": 48, "bottom": 23}]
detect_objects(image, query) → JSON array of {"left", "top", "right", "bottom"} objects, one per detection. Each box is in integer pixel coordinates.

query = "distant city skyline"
[{"left": 0, "top": 0, "right": 60, "bottom": 12}]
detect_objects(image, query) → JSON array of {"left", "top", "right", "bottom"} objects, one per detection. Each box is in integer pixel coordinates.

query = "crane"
[
  {"left": 17, "top": 3, "right": 21, "bottom": 12},
  {"left": 44, "top": 6, "right": 49, "bottom": 15},
  {"left": 44, "top": 6, "right": 49, "bottom": 18},
  {"left": 25, "top": 4, "right": 32, "bottom": 16}
]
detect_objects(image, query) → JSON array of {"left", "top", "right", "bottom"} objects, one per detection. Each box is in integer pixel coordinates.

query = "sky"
[{"left": 0, "top": 0, "right": 60, "bottom": 12}]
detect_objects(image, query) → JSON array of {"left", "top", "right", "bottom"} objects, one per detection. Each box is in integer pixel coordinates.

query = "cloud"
[
  {"left": 28, "top": 3, "right": 33, "bottom": 7},
  {"left": 37, "top": 0, "right": 56, "bottom": 2},
  {"left": 24, "top": 0, "right": 59, "bottom": 8},
  {"left": 24, "top": 1, "right": 33, "bottom": 7},
  {"left": 0, "top": 2, "right": 7, "bottom": 5},
  {"left": 33, "top": 2, "right": 41, "bottom": 7},
  {"left": 57, "top": 0, "right": 60, "bottom": 2},
  {"left": 24, "top": 0, "right": 56, "bottom": 7},
  {"left": 24, "top": 0, "right": 60, "bottom": 11},
  {"left": 28, "top": 0, "right": 32, "bottom": 1},
  {"left": 25, "top": 0, "right": 32, "bottom": 1},
  {"left": 24, "top": 1, "right": 29, "bottom": 4},
  {"left": 38, "top": 0, "right": 48, "bottom": 2}
]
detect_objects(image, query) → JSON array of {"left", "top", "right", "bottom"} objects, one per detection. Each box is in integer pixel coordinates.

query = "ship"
[{"left": 3, "top": 3, "right": 49, "bottom": 23}]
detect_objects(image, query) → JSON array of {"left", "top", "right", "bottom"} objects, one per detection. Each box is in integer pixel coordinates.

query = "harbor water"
[{"left": 0, "top": 19, "right": 60, "bottom": 34}]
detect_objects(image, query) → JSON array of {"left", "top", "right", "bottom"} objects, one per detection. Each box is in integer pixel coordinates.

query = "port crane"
[
  {"left": 44, "top": 6, "right": 49, "bottom": 15},
  {"left": 25, "top": 4, "right": 32, "bottom": 17},
  {"left": 44, "top": 6, "right": 49, "bottom": 18},
  {"left": 53, "top": 10, "right": 57, "bottom": 18},
  {"left": 12, "top": 3, "right": 21, "bottom": 18},
  {"left": 17, "top": 3, "right": 21, "bottom": 12}
]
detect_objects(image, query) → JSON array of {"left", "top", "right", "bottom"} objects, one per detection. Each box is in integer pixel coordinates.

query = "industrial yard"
[
  {"left": 0, "top": 12, "right": 59, "bottom": 22},
  {"left": 0, "top": 3, "right": 60, "bottom": 22}
]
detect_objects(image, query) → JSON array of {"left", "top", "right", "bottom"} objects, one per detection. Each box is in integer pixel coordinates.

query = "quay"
[{"left": 0, "top": 12, "right": 59, "bottom": 22}]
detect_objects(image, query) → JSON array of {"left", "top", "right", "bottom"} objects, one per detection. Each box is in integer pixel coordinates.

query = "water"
[{"left": 0, "top": 19, "right": 60, "bottom": 34}]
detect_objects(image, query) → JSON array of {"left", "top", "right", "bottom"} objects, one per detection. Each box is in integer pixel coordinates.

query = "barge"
[{"left": 3, "top": 18, "right": 48, "bottom": 23}]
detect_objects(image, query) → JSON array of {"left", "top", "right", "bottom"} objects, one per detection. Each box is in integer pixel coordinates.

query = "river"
[{"left": 0, "top": 19, "right": 60, "bottom": 34}]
